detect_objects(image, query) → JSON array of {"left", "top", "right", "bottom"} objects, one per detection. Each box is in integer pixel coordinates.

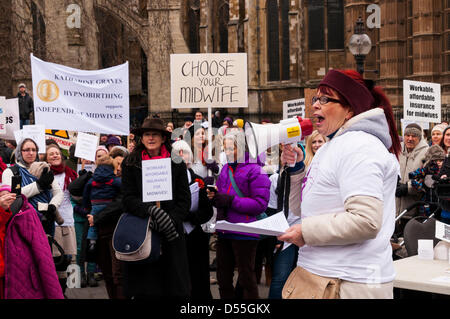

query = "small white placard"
[
  {"left": 142, "top": 158, "right": 172, "bottom": 202},
  {"left": 22, "top": 124, "right": 46, "bottom": 154},
  {"left": 75, "top": 132, "right": 99, "bottom": 162},
  {"left": 77, "top": 163, "right": 96, "bottom": 173},
  {"left": 1, "top": 98, "right": 20, "bottom": 139},
  {"left": 283, "top": 98, "right": 305, "bottom": 120},
  {"left": 13, "top": 129, "right": 23, "bottom": 144},
  {"left": 0, "top": 97, "right": 6, "bottom": 135},
  {"left": 403, "top": 80, "right": 441, "bottom": 124},
  {"left": 418, "top": 239, "right": 434, "bottom": 260}
]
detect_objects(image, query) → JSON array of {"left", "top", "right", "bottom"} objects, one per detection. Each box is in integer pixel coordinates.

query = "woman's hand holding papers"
[{"left": 278, "top": 224, "right": 305, "bottom": 248}]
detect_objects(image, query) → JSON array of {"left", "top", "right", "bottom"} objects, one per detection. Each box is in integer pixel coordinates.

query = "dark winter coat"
[
  {"left": 121, "top": 148, "right": 191, "bottom": 298},
  {"left": 17, "top": 92, "right": 33, "bottom": 120},
  {"left": 185, "top": 169, "right": 213, "bottom": 299},
  {"left": 186, "top": 168, "right": 213, "bottom": 226},
  {"left": 83, "top": 165, "right": 121, "bottom": 208},
  {"left": 93, "top": 193, "right": 124, "bottom": 237}
]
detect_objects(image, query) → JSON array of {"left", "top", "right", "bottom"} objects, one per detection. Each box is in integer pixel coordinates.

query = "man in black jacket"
[{"left": 17, "top": 83, "right": 34, "bottom": 128}]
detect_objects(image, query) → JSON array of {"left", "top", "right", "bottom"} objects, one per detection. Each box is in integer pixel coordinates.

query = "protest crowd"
[{"left": 1, "top": 68, "right": 450, "bottom": 300}]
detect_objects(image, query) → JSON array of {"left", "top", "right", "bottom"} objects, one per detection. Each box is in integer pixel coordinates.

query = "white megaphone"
[{"left": 244, "top": 117, "right": 313, "bottom": 166}]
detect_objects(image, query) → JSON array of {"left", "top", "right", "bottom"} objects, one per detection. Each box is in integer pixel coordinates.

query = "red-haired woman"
[{"left": 279, "top": 69, "right": 401, "bottom": 299}]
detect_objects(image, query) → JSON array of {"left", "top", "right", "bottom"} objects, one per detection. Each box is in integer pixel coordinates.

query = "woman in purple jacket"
[{"left": 207, "top": 130, "right": 270, "bottom": 299}]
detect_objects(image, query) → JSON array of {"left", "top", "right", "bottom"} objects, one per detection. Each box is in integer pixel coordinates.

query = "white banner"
[
  {"left": 403, "top": 80, "right": 441, "bottom": 124},
  {"left": 170, "top": 53, "right": 248, "bottom": 108},
  {"left": 31, "top": 54, "right": 129, "bottom": 135},
  {"left": 1, "top": 98, "right": 21, "bottom": 140},
  {"left": 283, "top": 98, "right": 305, "bottom": 120}
]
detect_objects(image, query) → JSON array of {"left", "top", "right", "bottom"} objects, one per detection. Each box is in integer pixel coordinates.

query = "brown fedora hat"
[{"left": 132, "top": 118, "right": 171, "bottom": 138}]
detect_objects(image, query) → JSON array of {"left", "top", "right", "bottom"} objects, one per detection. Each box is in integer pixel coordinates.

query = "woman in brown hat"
[{"left": 120, "top": 118, "right": 191, "bottom": 298}]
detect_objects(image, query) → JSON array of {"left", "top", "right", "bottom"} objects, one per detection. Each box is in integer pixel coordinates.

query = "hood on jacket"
[
  {"left": 14, "top": 138, "right": 39, "bottom": 167},
  {"left": 334, "top": 108, "right": 392, "bottom": 150},
  {"left": 93, "top": 165, "right": 116, "bottom": 183}
]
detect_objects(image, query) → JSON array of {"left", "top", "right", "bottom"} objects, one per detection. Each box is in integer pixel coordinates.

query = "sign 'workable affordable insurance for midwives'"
[
  {"left": 31, "top": 54, "right": 129, "bottom": 135},
  {"left": 170, "top": 53, "right": 248, "bottom": 108},
  {"left": 142, "top": 158, "right": 172, "bottom": 203},
  {"left": 403, "top": 80, "right": 441, "bottom": 124}
]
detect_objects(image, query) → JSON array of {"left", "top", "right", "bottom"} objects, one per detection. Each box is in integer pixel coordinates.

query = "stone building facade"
[{"left": 1, "top": 0, "right": 450, "bottom": 129}]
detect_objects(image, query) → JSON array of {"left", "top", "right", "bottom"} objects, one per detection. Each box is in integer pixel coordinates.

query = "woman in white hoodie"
[{"left": 279, "top": 69, "right": 401, "bottom": 299}]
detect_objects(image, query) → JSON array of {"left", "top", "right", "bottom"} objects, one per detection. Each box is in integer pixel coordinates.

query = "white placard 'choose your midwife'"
[{"left": 142, "top": 158, "right": 172, "bottom": 202}]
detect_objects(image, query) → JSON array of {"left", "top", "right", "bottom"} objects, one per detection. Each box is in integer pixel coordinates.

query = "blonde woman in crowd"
[{"left": 304, "top": 130, "right": 327, "bottom": 169}]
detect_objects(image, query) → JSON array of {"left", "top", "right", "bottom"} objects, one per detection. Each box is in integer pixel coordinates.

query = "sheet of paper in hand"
[{"left": 215, "top": 212, "right": 289, "bottom": 236}]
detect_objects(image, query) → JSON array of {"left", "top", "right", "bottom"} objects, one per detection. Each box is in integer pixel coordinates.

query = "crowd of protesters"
[{"left": 1, "top": 69, "right": 450, "bottom": 300}]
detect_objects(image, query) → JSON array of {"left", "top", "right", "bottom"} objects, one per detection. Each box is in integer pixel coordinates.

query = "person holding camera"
[
  {"left": 395, "top": 123, "right": 429, "bottom": 219},
  {"left": 1, "top": 138, "right": 63, "bottom": 236}
]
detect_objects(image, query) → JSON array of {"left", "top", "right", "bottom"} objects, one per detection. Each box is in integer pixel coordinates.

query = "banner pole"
[{"left": 207, "top": 106, "right": 213, "bottom": 177}]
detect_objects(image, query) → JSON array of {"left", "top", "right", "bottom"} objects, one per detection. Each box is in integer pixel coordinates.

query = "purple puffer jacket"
[
  {"left": 216, "top": 153, "right": 271, "bottom": 238},
  {"left": 4, "top": 195, "right": 64, "bottom": 299}
]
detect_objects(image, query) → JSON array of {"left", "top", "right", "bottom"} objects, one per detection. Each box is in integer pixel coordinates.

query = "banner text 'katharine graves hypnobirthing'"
[{"left": 31, "top": 54, "right": 129, "bottom": 135}]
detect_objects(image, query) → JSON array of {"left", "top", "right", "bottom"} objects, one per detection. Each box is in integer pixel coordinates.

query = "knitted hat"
[
  {"left": 423, "top": 144, "right": 446, "bottom": 167},
  {"left": 0, "top": 183, "right": 11, "bottom": 193},
  {"left": 96, "top": 145, "right": 109, "bottom": 158},
  {"left": 106, "top": 135, "right": 121, "bottom": 147},
  {"left": 404, "top": 123, "right": 422, "bottom": 140},
  {"left": 431, "top": 124, "right": 446, "bottom": 134},
  {"left": 223, "top": 117, "right": 233, "bottom": 126},
  {"left": 319, "top": 69, "right": 375, "bottom": 116},
  {"left": 109, "top": 145, "right": 129, "bottom": 158}
]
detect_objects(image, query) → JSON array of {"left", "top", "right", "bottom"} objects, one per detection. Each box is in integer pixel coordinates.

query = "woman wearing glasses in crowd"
[
  {"left": 278, "top": 69, "right": 401, "bottom": 299},
  {"left": 2, "top": 138, "right": 63, "bottom": 236}
]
